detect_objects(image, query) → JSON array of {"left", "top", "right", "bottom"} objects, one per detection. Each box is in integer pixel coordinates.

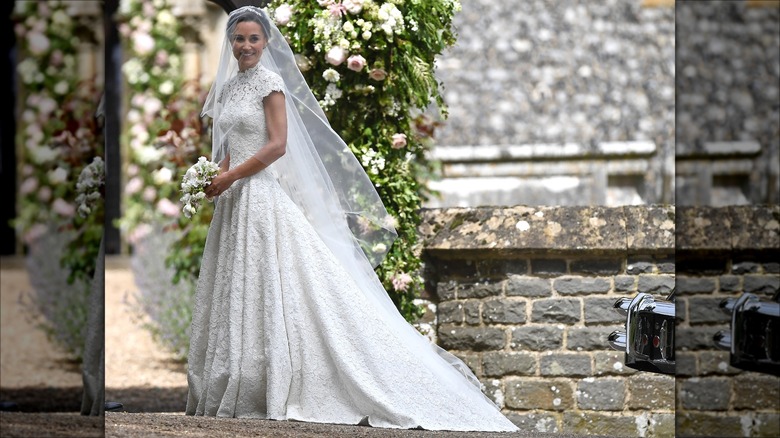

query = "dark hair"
[{"left": 227, "top": 8, "right": 271, "bottom": 41}]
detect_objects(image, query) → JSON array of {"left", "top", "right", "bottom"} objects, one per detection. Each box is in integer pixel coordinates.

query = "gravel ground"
[
  {"left": 1, "top": 259, "right": 621, "bottom": 437},
  {"left": 105, "top": 412, "right": 616, "bottom": 438}
]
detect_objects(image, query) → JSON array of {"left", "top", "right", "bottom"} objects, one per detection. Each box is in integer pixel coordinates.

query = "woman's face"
[{"left": 231, "top": 21, "right": 266, "bottom": 71}]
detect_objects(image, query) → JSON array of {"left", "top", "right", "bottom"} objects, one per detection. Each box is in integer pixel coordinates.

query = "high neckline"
[{"left": 237, "top": 63, "right": 261, "bottom": 76}]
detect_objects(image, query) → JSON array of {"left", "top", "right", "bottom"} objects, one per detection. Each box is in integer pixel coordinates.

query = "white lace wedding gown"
[{"left": 185, "top": 65, "right": 518, "bottom": 432}]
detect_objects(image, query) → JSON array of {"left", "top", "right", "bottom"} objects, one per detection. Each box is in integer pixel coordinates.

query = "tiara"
[{"left": 228, "top": 5, "right": 266, "bottom": 18}]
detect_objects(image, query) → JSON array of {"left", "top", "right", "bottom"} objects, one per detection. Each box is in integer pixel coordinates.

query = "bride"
[{"left": 185, "top": 6, "right": 518, "bottom": 432}]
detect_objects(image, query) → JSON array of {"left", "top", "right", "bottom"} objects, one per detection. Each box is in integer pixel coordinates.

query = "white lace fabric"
[{"left": 186, "top": 60, "right": 518, "bottom": 433}]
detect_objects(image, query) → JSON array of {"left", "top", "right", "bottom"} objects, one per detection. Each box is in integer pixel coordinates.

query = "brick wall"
[
  {"left": 675, "top": 206, "right": 780, "bottom": 437},
  {"left": 419, "top": 206, "right": 676, "bottom": 436}
]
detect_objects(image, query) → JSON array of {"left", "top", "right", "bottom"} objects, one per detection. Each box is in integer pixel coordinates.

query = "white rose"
[
  {"left": 157, "top": 10, "right": 175, "bottom": 26},
  {"left": 372, "top": 243, "right": 387, "bottom": 253},
  {"left": 30, "top": 145, "right": 59, "bottom": 164},
  {"left": 132, "top": 32, "right": 155, "bottom": 55},
  {"left": 342, "top": 21, "right": 354, "bottom": 33},
  {"left": 48, "top": 167, "right": 69, "bottom": 184},
  {"left": 38, "top": 97, "right": 57, "bottom": 115},
  {"left": 325, "top": 46, "right": 347, "bottom": 66},
  {"left": 27, "top": 32, "right": 50, "bottom": 55},
  {"left": 152, "top": 167, "right": 173, "bottom": 185},
  {"left": 159, "top": 80, "right": 174, "bottom": 95},
  {"left": 343, "top": 0, "right": 364, "bottom": 14},
  {"left": 142, "top": 97, "right": 162, "bottom": 115},
  {"left": 54, "top": 80, "right": 69, "bottom": 95}
]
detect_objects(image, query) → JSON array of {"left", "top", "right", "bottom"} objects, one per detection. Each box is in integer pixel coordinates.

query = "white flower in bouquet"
[
  {"left": 180, "top": 156, "right": 220, "bottom": 219},
  {"left": 75, "top": 156, "right": 105, "bottom": 218}
]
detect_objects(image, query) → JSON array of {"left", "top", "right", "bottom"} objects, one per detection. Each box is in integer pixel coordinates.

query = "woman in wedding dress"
[{"left": 185, "top": 6, "right": 518, "bottom": 432}]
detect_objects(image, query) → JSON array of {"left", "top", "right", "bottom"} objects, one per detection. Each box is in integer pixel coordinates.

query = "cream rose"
[
  {"left": 275, "top": 4, "right": 293, "bottom": 25},
  {"left": 325, "top": 46, "right": 347, "bottom": 66}
]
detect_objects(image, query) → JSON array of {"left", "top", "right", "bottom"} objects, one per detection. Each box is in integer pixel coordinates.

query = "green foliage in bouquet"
[{"left": 265, "top": 0, "right": 460, "bottom": 320}]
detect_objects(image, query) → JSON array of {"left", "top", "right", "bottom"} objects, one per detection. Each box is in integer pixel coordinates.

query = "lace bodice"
[{"left": 218, "top": 65, "right": 285, "bottom": 168}]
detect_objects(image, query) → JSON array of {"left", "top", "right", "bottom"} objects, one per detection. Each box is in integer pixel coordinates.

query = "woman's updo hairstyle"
[{"left": 227, "top": 7, "right": 272, "bottom": 41}]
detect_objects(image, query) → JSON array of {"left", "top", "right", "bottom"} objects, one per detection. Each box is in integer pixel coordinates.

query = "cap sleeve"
[{"left": 259, "top": 69, "right": 285, "bottom": 100}]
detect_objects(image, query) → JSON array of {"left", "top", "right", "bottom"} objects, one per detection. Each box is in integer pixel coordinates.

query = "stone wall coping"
[
  {"left": 676, "top": 205, "right": 780, "bottom": 251},
  {"left": 419, "top": 205, "right": 675, "bottom": 255},
  {"left": 419, "top": 205, "right": 779, "bottom": 254}
]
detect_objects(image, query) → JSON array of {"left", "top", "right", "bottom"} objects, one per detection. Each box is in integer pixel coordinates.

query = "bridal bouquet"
[
  {"left": 180, "top": 156, "right": 220, "bottom": 219},
  {"left": 75, "top": 156, "right": 105, "bottom": 218}
]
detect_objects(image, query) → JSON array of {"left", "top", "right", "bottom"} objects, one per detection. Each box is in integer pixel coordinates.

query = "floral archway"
[{"left": 116, "top": 0, "right": 460, "bottom": 358}]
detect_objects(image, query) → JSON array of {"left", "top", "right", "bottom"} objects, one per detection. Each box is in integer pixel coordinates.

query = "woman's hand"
[{"left": 205, "top": 171, "right": 236, "bottom": 198}]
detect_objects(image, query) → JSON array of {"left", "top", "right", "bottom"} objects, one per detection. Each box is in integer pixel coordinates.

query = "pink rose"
[
  {"left": 38, "top": 187, "right": 52, "bottom": 202},
  {"left": 275, "top": 4, "right": 293, "bottom": 25},
  {"left": 23, "top": 223, "right": 48, "bottom": 245},
  {"left": 368, "top": 68, "right": 387, "bottom": 81},
  {"left": 391, "top": 133, "right": 407, "bottom": 149},
  {"left": 125, "top": 177, "right": 143, "bottom": 195},
  {"left": 127, "top": 223, "right": 152, "bottom": 245},
  {"left": 20, "top": 177, "right": 38, "bottom": 195},
  {"left": 142, "top": 187, "right": 156, "bottom": 202},
  {"left": 14, "top": 23, "right": 26, "bottom": 38},
  {"left": 325, "top": 46, "right": 347, "bottom": 66},
  {"left": 52, "top": 198, "right": 75, "bottom": 217},
  {"left": 154, "top": 50, "right": 169, "bottom": 66},
  {"left": 156, "top": 198, "right": 180, "bottom": 217},
  {"left": 347, "top": 55, "right": 366, "bottom": 72}
]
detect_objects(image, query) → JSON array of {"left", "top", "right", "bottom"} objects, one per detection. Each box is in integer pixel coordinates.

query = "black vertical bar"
[
  {"left": 104, "top": 0, "right": 122, "bottom": 254},
  {"left": 0, "top": 2, "right": 16, "bottom": 255}
]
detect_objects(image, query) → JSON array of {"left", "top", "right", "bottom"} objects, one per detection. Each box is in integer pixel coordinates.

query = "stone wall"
[
  {"left": 676, "top": 2, "right": 780, "bottom": 206},
  {"left": 675, "top": 206, "right": 780, "bottom": 437},
  {"left": 429, "top": 0, "right": 675, "bottom": 207},
  {"left": 418, "top": 205, "right": 676, "bottom": 436}
]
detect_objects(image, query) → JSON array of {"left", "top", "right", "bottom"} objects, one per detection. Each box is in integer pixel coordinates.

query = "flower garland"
[
  {"left": 116, "top": 0, "right": 211, "bottom": 245},
  {"left": 266, "top": 0, "right": 460, "bottom": 320},
  {"left": 13, "top": 1, "right": 102, "bottom": 243},
  {"left": 12, "top": 0, "right": 104, "bottom": 361}
]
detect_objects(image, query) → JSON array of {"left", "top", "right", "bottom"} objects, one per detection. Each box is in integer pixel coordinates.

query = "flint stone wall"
[
  {"left": 676, "top": 2, "right": 780, "bottom": 206},
  {"left": 675, "top": 205, "right": 780, "bottom": 438},
  {"left": 430, "top": 0, "right": 675, "bottom": 207},
  {"left": 418, "top": 205, "right": 676, "bottom": 436}
]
